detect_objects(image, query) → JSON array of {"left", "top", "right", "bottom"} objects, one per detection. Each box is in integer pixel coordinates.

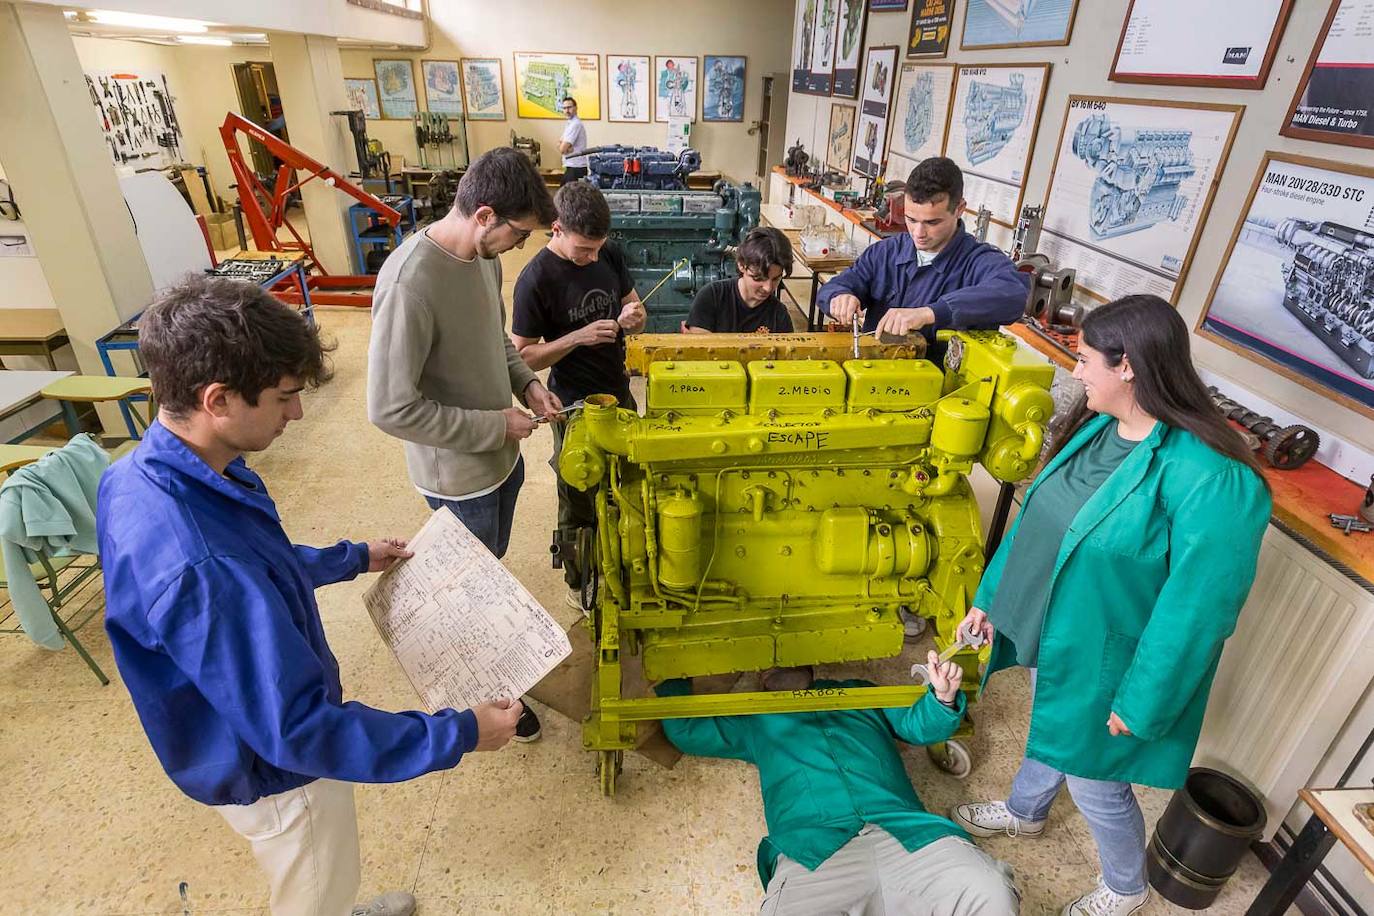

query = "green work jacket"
[
  {"left": 976, "top": 413, "right": 1271, "bottom": 789},
  {"left": 658, "top": 679, "right": 968, "bottom": 888}
]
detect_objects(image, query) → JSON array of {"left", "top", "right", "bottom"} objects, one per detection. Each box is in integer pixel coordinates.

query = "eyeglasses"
[{"left": 495, "top": 218, "right": 534, "bottom": 243}]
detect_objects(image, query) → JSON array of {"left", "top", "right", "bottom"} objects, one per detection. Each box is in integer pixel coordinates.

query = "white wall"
[
  {"left": 0, "top": 159, "right": 58, "bottom": 311},
  {"left": 783, "top": 0, "right": 1374, "bottom": 455},
  {"left": 341, "top": 0, "right": 795, "bottom": 184}
]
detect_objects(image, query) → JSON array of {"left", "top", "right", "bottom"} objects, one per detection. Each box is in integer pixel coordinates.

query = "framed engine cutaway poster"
[
  {"left": 852, "top": 44, "right": 898, "bottom": 179},
  {"left": 961, "top": 0, "right": 1080, "bottom": 50},
  {"left": 793, "top": 0, "right": 840, "bottom": 94},
  {"left": 1282, "top": 0, "right": 1374, "bottom": 149},
  {"left": 460, "top": 58, "right": 506, "bottom": 121},
  {"left": 654, "top": 56, "right": 698, "bottom": 122},
  {"left": 344, "top": 78, "right": 381, "bottom": 120},
  {"left": 827, "top": 102, "right": 857, "bottom": 172},
  {"left": 1109, "top": 0, "right": 1294, "bottom": 89},
  {"left": 831, "top": 0, "right": 869, "bottom": 98},
  {"left": 1036, "top": 96, "right": 1243, "bottom": 306},
  {"left": 703, "top": 55, "right": 746, "bottom": 122},
  {"left": 1198, "top": 152, "right": 1374, "bottom": 419},
  {"left": 514, "top": 52, "right": 600, "bottom": 120},
  {"left": 885, "top": 62, "right": 954, "bottom": 181},
  {"left": 421, "top": 60, "right": 463, "bottom": 116},
  {"left": 374, "top": 59, "right": 419, "bottom": 119},
  {"left": 607, "top": 55, "right": 650, "bottom": 123},
  {"left": 944, "top": 62, "right": 1049, "bottom": 226}
]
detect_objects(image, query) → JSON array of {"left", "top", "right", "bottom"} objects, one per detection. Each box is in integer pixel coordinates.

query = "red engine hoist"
[{"left": 219, "top": 112, "right": 402, "bottom": 308}]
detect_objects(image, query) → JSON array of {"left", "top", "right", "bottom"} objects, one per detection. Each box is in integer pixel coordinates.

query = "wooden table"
[
  {"left": 0, "top": 369, "right": 74, "bottom": 443},
  {"left": 0, "top": 309, "right": 69, "bottom": 370},
  {"left": 1247, "top": 786, "right": 1374, "bottom": 914}
]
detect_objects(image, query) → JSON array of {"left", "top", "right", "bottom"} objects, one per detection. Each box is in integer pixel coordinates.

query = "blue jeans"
[
  {"left": 424, "top": 457, "right": 525, "bottom": 559},
  {"left": 1006, "top": 672, "right": 1147, "bottom": 896}
]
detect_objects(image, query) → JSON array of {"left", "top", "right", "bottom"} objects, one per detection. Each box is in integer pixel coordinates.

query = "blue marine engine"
[
  {"left": 962, "top": 74, "right": 1026, "bottom": 166},
  {"left": 1071, "top": 114, "right": 1196, "bottom": 241},
  {"left": 584, "top": 145, "right": 703, "bottom": 192}
]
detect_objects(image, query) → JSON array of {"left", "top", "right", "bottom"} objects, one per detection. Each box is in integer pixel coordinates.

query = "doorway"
[
  {"left": 754, "top": 73, "right": 789, "bottom": 197},
  {"left": 232, "top": 62, "right": 284, "bottom": 177}
]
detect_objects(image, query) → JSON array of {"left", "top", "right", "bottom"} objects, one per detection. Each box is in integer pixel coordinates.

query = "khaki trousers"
[{"left": 215, "top": 779, "right": 361, "bottom": 916}]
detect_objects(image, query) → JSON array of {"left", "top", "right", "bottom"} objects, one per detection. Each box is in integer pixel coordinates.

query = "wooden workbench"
[{"left": 1008, "top": 323, "right": 1373, "bottom": 585}]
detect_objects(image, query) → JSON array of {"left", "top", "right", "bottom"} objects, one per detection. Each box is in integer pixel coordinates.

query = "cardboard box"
[{"left": 204, "top": 213, "right": 237, "bottom": 251}]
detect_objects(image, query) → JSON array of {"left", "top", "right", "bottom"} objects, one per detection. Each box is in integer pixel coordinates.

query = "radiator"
[{"left": 1193, "top": 526, "right": 1374, "bottom": 842}]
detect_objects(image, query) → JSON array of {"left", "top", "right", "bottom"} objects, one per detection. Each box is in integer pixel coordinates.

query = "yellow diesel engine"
[{"left": 558, "top": 330, "right": 1054, "bottom": 793}]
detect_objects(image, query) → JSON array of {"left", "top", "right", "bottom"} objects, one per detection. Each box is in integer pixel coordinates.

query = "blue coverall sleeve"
[
  {"left": 881, "top": 690, "right": 966, "bottom": 746},
  {"left": 816, "top": 245, "right": 880, "bottom": 319},
  {"left": 926, "top": 249, "right": 1029, "bottom": 330},
  {"left": 655, "top": 679, "right": 754, "bottom": 763},
  {"left": 292, "top": 541, "right": 370, "bottom": 588},
  {"left": 150, "top": 555, "right": 478, "bottom": 782}
]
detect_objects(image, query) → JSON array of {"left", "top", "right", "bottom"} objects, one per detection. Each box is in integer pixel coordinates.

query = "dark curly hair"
[
  {"left": 904, "top": 157, "right": 964, "bottom": 210},
  {"left": 139, "top": 274, "right": 334, "bottom": 418}
]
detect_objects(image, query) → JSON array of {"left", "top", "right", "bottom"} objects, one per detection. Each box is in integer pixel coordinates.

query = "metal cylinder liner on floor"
[{"left": 1147, "top": 767, "right": 1266, "bottom": 909}]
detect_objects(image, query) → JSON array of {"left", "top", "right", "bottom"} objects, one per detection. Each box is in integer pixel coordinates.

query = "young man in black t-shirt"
[
  {"left": 512, "top": 181, "right": 645, "bottom": 605},
  {"left": 683, "top": 227, "right": 797, "bottom": 334}
]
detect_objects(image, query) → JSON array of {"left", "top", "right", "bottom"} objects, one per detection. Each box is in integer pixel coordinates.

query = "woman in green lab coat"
[{"left": 951, "top": 295, "right": 1271, "bottom": 916}]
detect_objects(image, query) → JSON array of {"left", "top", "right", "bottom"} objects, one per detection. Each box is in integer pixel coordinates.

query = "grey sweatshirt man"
[{"left": 367, "top": 230, "right": 539, "bottom": 499}]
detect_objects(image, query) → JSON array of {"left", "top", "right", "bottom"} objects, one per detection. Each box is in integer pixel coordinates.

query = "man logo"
[{"left": 1222, "top": 47, "right": 1251, "bottom": 66}]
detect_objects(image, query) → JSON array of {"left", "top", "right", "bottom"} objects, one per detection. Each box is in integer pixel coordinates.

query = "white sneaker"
[
  {"left": 951, "top": 800, "right": 1046, "bottom": 838},
  {"left": 1061, "top": 878, "right": 1148, "bottom": 916},
  {"left": 565, "top": 587, "right": 582, "bottom": 610},
  {"left": 352, "top": 890, "right": 416, "bottom": 916}
]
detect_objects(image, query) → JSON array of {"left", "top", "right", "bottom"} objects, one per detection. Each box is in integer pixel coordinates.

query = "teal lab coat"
[
  {"left": 658, "top": 679, "right": 968, "bottom": 888},
  {"left": 975, "top": 414, "right": 1270, "bottom": 789}
]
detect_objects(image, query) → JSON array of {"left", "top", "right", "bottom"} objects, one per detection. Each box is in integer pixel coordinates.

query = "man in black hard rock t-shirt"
[
  {"left": 512, "top": 181, "right": 645, "bottom": 606},
  {"left": 683, "top": 226, "right": 797, "bottom": 334}
]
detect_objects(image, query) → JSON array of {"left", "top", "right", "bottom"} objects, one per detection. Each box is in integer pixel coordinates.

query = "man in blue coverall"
[
  {"left": 818, "top": 156, "right": 1029, "bottom": 359},
  {"left": 660, "top": 652, "right": 1019, "bottom": 915},
  {"left": 98, "top": 276, "right": 525, "bottom": 916}
]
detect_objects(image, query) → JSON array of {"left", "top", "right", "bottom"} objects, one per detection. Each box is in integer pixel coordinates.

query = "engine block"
[
  {"left": 963, "top": 74, "right": 1026, "bottom": 166},
  {"left": 1276, "top": 218, "right": 1374, "bottom": 378},
  {"left": 561, "top": 331, "right": 1055, "bottom": 791},
  {"left": 1072, "top": 114, "right": 1196, "bottom": 240}
]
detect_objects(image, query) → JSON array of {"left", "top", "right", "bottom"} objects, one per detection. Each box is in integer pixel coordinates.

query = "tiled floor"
[{"left": 0, "top": 239, "right": 1284, "bottom": 914}]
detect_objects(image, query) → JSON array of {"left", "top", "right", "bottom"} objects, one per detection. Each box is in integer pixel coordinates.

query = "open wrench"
[
  {"left": 532, "top": 399, "right": 586, "bottom": 425},
  {"left": 910, "top": 620, "right": 987, "bottom": 687},
  {"left": 851, "top": 311, "right": 862, "bottom": 359}
]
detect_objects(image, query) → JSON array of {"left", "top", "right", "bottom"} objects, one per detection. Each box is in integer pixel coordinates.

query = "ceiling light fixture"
[
  {"left": 176, "top": 35, "right": 233, "bottom": 46},
  {"left": 86, "top": 10, "right": 213, "bottom": 33}
]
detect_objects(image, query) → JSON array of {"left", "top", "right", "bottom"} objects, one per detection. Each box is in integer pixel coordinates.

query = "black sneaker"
[{"left": 514, "top": 699, "right": 542, "bottom": 742}]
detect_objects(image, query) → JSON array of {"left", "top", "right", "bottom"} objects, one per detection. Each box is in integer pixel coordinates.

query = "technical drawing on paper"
[
  {"left": 962, "top": 73, "right": 1025, "bottom": 165},
  {"left": 1072, "top": 113, "right": 1196, "bottom": 241},
  {"left": 615, "top": 59, "right": 640, "bottom": 119},
  {"left": 364, "top": 509, "right": 572, "bottom": 711},
  {"left": 904, "top": 72, "right": 935, "bottom": 153}
]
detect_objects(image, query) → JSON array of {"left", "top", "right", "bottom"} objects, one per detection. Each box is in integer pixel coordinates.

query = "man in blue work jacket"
[
  {"left": 817, "top": 156, "right": 1029, "bottom": 358},
  {"left": 98, "top": 276, "right": 525, "bottom": 916},
  {"left": 660, "top": 653, "right": 1019, "bottom": 915}
]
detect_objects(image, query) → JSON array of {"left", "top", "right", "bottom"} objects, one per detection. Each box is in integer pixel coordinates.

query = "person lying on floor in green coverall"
[
  {"left": 659, "top": 652, "right": 1020, "bottom": 916},
  {"left": 950, "top": 294, "right": 1271, "bottom": 916}
]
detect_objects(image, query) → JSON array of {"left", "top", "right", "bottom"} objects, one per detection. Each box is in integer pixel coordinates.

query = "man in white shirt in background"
[{"left": 559, "top": 96, "right": 589, "bottom": 185}]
